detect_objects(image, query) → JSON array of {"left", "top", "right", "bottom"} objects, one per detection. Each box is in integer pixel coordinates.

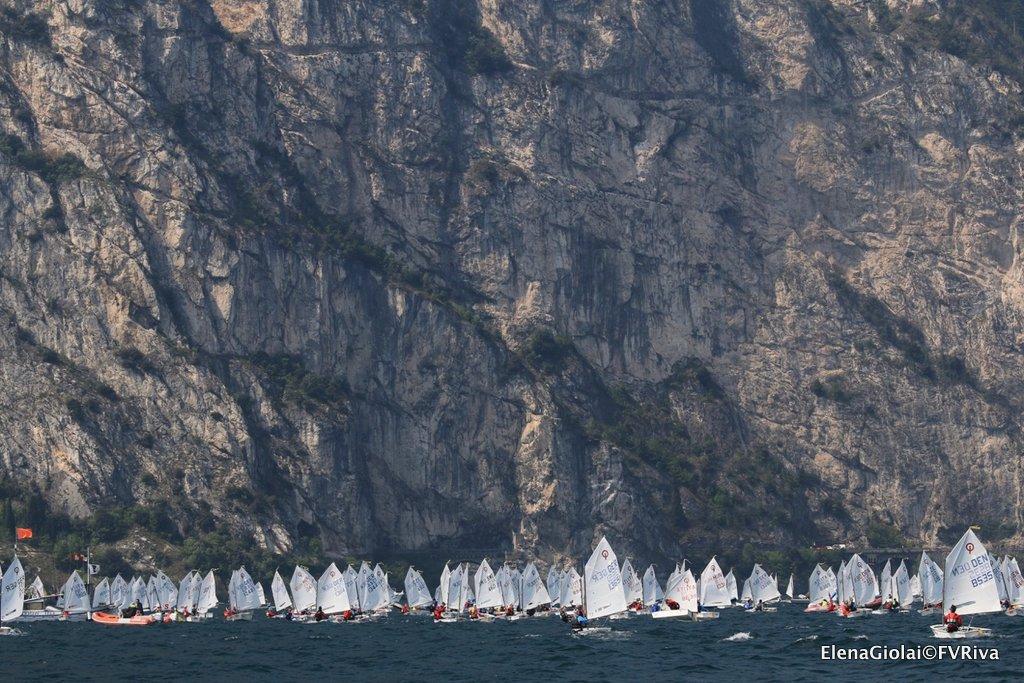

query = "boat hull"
[
  {"left": 58, "top": 611, "right": 91, "bottom": 622},
  {"left": 14, "top": 607, "right": 63, "bottom": 622},
  {"left": 92, "top": 611, "right": 156, "bottom": 626},
  {"left": 930, "top": 624, "right": 991, "bottom": 639},
  {"left": 651, "top": 609, "right": 690, "bottom": 619},
  {"left": 804, "top": 603, "right": 834, "bottom": 613}
]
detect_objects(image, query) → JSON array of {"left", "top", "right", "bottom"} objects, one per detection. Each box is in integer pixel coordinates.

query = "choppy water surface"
[{"left": 7, "top": 606, "right": 1022, "bottom": 681}]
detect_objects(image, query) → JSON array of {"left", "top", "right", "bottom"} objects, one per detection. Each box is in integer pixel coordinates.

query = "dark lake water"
[{"left": 6, "top": 606, "right": 1022, "bottom": 681}]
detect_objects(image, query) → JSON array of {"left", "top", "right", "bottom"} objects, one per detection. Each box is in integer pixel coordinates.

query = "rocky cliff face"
[{"left": 0, "top": 0, "right": 1021, "bottom": 563}]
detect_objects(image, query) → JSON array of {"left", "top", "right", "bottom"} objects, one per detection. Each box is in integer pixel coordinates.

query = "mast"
[
  {"left": 582, "top": 564, "right": 587, "bottom": 617},
  {"left": 86, "top": 547, "right": 92, "bottom": 617}
]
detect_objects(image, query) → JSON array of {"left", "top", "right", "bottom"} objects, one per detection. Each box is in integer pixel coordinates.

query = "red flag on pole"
[{"left": 15, "top": 527, "right": 33, "bottom": 540}]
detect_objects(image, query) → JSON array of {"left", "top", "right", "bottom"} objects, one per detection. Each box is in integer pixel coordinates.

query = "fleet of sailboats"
[{"left": 0, "top": 526, "right": 1019, "bottom": 638}]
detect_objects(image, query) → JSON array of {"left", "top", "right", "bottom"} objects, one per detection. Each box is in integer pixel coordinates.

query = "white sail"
[
  {"left": 256, "top": 581, "right": 267, "bottom": 607},
  {"left": 1, "top": 555, "right": 25, "bottom": 622},
  {"left": 910, "top": 573, "right": 922, "bottom": 600},
  {"left": 437, "top": 564, "right": 451, "bottom": 606},
  {"left": 740, "top": 577, "right": 752, "bottom": 602},
  {"left": 357, "top": 562, "right": 372, "bottom": 608},
  {"left": 521, "top": 562, "right": 551, "bottom": 610},
  {"left": 499, "top": 565, "right": 520, "bottom": 607},
  {"left": 642, "top": 565, "right": 663, "bottom": 606},
  {"left": 679, "top": 569, "right": 699, "bottom": 613},
  {"left": 879, "top": 560, "right": 892, "bottom": 600},
  {"left": 496, "top": 565, "right": 515, "bottom": 606},
  {"left": 824, "top": 567, "right": 837, "bottom": 600},
  {"left": 847, "top": 554, "right": 877, "bottom": 605},
  {"left": 404, "top": 567, "right": 432, "bottom": 608},
  {"left": 786, "top": 574, "right": 795, "bottom": 599},
  {"left": 316, "top": 563, "right": 351, "bottom": 614},
  {"left": 893, "top": 560, "right": 912, "bottom": 606},
  {"left": 808, "top": 565, "right": 827, "bottom": 602},
  {"left": 942, "top": 529, "right": 1001, "bottom": 616},
  {"left": 1007, "top": 558, "right": 1023, "bottom": 607},
  {"left": 362, "top": 564, "right": 389, "bottom": 611},
  {"left": 113, "top": 575, "right": 129, "bottom": 609},
  {"left": 176, "top": 572, "right": 195, "bottom": 610},
  {"left": 289, "top": 566, "right": 317, "bottom": 612},
  {"left": 26, "top": 576, "right": 45, "bottom": 601},
  {"left": 196, "top": 571, "right": 218, "bottom": 614},
  {"left": 990, "top": 554, "right": 1008, "bottom": 604},
  {"left": 546, "top": 567, "right": 562, "bottom": 607},
  {"left": 155, "top": 570, "right": 176, "bottom": 609},
  {"left": 748, "top": 564, "right": 780, "bottom": 603},
  {"left": 620, "top": 559, "right": 642, "bottom": 604},
  {"left": 562, "top": 568, "right": 583, "bottom": 607},
  {"left": 227, "top": 571, "right": 239, "bottom": 610},
  {"left": 111, "top": 575, "right": 128, "bottom": 609},
  {"left": 474, "top": 559, "right": 503, "bottom": 609},
  {"left": 341, "top": 565, "right": 360, "bottom": 611},
  {"left": 725, "top": 570, "right": 738, "bottom": 602},
  {"left": 148, "top": 576, "right": 162, "bottom": 611},
  {"left": 92, "top": 577, "right": 111, "bottom": 609},
  {"left": 271, "top": 570, "right": 292, "bottom": 611},
  {"left": 447, "top": 563, "right": 466, "bottom": 612},
  {"left": 843, "top": 561, "right": 856, "bottom": 603},
  {"left": 921, "top": 553, "right": 944, "bottom": 606},
  {"left": 63, "top": 572, "right": 91, "bottom": 612},
  {"left": 582, "top": 537, "right": 626, "bottom": 619},
  {"left": 699, "top": 557, "right": 731, "bottom": 608},
  {"left": 233, "top": 567, "right": 261, "bottom": 611},
  {"left": 664, "top": 565, "right": 683, "bottom": 603}
]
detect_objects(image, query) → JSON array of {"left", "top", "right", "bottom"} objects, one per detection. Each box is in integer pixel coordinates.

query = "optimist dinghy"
[{"left": 930, "top": 529, "right": 1000, "bottom": 639}]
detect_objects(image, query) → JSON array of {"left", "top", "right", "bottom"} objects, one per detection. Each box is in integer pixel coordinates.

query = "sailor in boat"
[
  {"left": 340, "top": 609, "right": 354, "bottom": 621},
  {"left": 401, "top": 603, "right": 410, "bottom": 615},
  {"left": 754, "top": 600, "right": 764, "bottom": 612},
  {"left": 468, "top": 605, "right": 480, "bottom": 620},
  {"left": 664, "top": 597, "right": 681, "bottom": 611},
  {"left": 943, "top": 605, "right": 963, "bottom": 633},
  {"left": 122, "top": 599, "right": 144, "bottom": 618},
  {"left": 628, "top": 598, "right": 644, "bottom": 612},
  {"left": 883, "top": 593, "right": 900, "bottom": 612},
  {"left": 571, "top": 606, "right": 588, "bottom": 631},
  {"left": 432, "top": 603, "right": 445, "bottom": 621},
  {"left": 742, "top": 597, "right": 753, "bottom": 610},
  {"left": 840, "top": 599, "right": 858, "bottom": 616},
  {"left": 314, "top": 606, "right": 327, "bottom": 622}
]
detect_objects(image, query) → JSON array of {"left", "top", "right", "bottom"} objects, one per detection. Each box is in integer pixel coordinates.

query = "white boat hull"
[
  {"left": 692, "top": 611, "right": 719, "bottom": 620},
  {"left": 14, "top": 607, "right": 63, "bottom": 622},
  {"left": 651, "top": 609, "right": 691, "bottom": 619},
  {"left": 930, "top": 624, "right": 992, "bottom": 639},
  {"left": 58, "top": 611, "right": 91, "bottom": 622}
]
